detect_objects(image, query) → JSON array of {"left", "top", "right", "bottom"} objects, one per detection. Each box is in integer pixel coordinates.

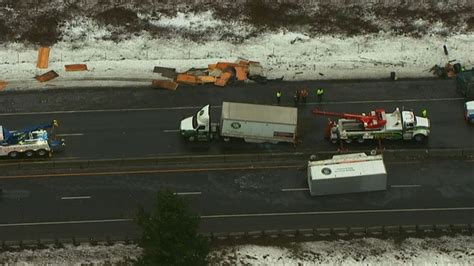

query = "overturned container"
[{"left": 307, "top": 153, "right": 387, "bottom": 196}]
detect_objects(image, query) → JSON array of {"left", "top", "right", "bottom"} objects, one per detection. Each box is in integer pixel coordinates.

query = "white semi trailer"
[
  {"left": 180, "top": 102, "right": 298, "bottom": 143},
  {"left": 307, "top": 153, "right": 387, "bottom": 196}
]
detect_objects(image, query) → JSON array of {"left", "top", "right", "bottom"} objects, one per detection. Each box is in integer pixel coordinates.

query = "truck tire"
[
  {"left": 188, "top": 136, "right": 195, "bottom": 142},
  {"left": 414, "top": 134, "right": 425, "bottom": 142},
  {"left": 8, "top": 151, "right": 19, "bottom": 158},
  {"left": 345, "top": 138, "right": 353, "bottom": 144},
  {"left": 37, "top": 149, "right": 48, "bottom": 157},
  {"left": 223, "top": 137, "right": 231, "bottom": 142},
  {"left": 25, "top": 150, "right": 35, "bottom": 157},
  {"left": 357, "top": 138, "right": 365, "bottom": 143}
]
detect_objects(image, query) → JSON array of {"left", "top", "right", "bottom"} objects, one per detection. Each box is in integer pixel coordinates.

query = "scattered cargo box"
[
  {"left": 35, "top": 70, "right": 59, "bottom": 82},
  {"left": 65, "top": 64, "right": 88, "bottom": 71},
  {"left": 152, "top": 80, "right": 179, "bottom": 90},
  {"left": 36, "top": 47, "right": 50, "bottom": 69},
  {"left": 0, "top": 80, "right": 7, "bottom": 90}
]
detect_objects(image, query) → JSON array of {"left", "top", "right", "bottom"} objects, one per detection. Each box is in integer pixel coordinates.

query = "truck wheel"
[
  {"left": 414, "top": 134, "right": 425, "bottom": 142},
  {"left": 188, "top": 136, "right": 195, "bottom": 142},
  {"left": 25, "top": 150, "right": 34, "bottom": 157},
  {"left": 331, "top": 139, "right": 338, "bottom": 144},
  {"left": 37, "top": 149, "right": 48, "bottom": 157},
  {"left": 357, "top": 138, "right": 365, "bottom": 143},
  {"left": 345, "top": 139, "right": 353, "bottom": 144},
  {"left": 8, "top": 151, "right": 19, "bottom": 158},
  {"left": 223, "top": 137, "right": 230, "bottom": 142}
]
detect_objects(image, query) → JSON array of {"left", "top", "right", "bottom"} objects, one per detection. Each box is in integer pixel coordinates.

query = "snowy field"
[
  {"left": 1, "top": 236, "right": 473, "bottom": 265},
  {"left": 1, "top": 12, "right": 473, "bottom": 91}
]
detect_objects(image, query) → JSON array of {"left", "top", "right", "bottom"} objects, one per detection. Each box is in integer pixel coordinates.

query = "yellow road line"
[{"left": 0, "top": 164, "right": 299, "bottom": 180}]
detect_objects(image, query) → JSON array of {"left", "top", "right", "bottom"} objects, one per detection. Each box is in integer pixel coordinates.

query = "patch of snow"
[
  {"left": 0, "top": 243, "right": 141, "bottom": 266},
  {"left": 0, "top": 10, "right": 473, "bottom": 92},
  {"left": 211, "top": 236, "right": 474, "bottom": 265}
]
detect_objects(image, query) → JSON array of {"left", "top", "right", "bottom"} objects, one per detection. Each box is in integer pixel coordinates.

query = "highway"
[
  {"left": 0, "top": 158, "right": 473, "bottom": 241},
  {"left": 0, "top": 78, "right": 473, "bottom": 242},
  {"left": 0, "top": 79, "right": 472, "bottom": 160}
]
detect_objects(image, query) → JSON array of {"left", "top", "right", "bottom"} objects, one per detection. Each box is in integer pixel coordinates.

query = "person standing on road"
[
  {"left": 316, "top": 87, "right": 325, "bottom": 103},
  {"left": 421, "top": 109, "right": 428, "bottom": 118},
  {"left": 276, "top": 90, "right": 282, "bottom": 104},
  {"left": 299, "top": 88, "right": 308, "bottom": 104},
  {"left": 293, "top": 90, "right": 300, "bottom": 106}
]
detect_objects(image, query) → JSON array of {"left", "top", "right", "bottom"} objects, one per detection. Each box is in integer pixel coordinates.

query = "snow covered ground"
[
  {"left": 1, "top": 236, "right": 472, "bottom": 265},
  {"left": 1, "top": 12, "right": 473, "bottom": 91}
]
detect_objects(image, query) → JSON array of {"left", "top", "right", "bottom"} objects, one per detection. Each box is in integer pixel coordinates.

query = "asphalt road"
[
  {"left": 0, "top": 79, "right": 472, "bottom": 160},
  {"left": 0, "top": 159, "right": 472, "bottom": 241}
]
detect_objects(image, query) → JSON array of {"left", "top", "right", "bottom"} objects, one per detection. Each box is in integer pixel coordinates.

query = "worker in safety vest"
[
  {"left": 276, "top": 90, "right": 282, "bottom": 104},
  {"left": 316, "top": 88, "right": 325, "bottom": 102},
  {"left": 421, "top": 109, "right": 427, "bottom": 118}
]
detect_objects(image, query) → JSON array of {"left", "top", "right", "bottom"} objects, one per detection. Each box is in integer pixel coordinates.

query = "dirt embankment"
[{"left": 0, "top": 0, "right": 473, "bottom": 45}]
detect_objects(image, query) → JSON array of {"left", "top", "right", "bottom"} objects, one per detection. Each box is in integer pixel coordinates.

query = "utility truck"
[
  {"left": 307, "top": 152, "right": 387, "bottom": 196},
  {"left": 313, "top": 108, "right": 430, "bottom": 143},
  {"left": 0, "top": 120, "right": 65, "bottom": 158},
  {"left": 180, "top": 102, "right": 298, "bottom": 143},
  {"left": 466, "top": 101, "right": 474, "bottom": 123}
]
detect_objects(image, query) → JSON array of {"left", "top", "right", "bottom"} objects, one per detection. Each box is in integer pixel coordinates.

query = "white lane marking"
[
  {"left": 200, "top": 206, "right": 474, "bottom": 219},
  {"left": 390, "top": 185, "right": 421, "bottom": 188},
  {"left": 309, "top": 97, "right": 464, "bottom": 105},
  {"left": 0, "top": 219, "right": 132, "bottom": 227},
  {"left": 175, "top": 192, "right": 202, "bottom": 196},
  {"left": 0, "top": 206, "right": 473, "bottom": 227},
  {"left": 163, "top": 129, "right": 179, "bottom": 133},
  {"left": 0, "top": 97, "right": 464, "bottom": 116},
  {"left": 56, "top": 133, "right": 84, "bottom": 137},
  {"left": 0, "top": 106, "right": 207, "bottom": 116},
  {"left": 281, "top": 188, "right": 309, "bottom": 192},
  {"left": 61, "top": 196, "right": 92, "bottom": 200}
]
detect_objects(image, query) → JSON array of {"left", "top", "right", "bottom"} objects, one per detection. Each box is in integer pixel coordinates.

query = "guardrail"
[
  {"left": 1, "top": 148, "right": 473, "bottom": 171},
  {"left": 1, "top": 223, "right": 472, "bottom": 250}
]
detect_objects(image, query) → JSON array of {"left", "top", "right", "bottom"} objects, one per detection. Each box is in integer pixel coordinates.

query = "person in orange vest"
[{"left": 299, "top": 88, "right": 308, "bottom": 104}]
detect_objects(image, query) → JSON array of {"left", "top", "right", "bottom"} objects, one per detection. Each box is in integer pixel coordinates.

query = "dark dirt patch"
[
  {"left": 18, "top": 14, "right": 62, "bottom": 46},
  {"left": 96, "top": 7, "right": 140, "bottom": 27},
  {"left": 467, "top": 16, "right": 474, "bottom": 30},
  {"left": 0, "top": 19, "right": 10, "bottom": 42}
]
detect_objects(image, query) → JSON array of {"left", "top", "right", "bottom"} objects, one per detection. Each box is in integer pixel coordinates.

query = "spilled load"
[{"left": 152, "top": 59, "right": 266, "bottom": 90}]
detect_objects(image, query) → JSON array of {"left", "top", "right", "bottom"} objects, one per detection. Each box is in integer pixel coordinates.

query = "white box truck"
[
  {"left": 307, "top": 153, "right": 387, "bottom": 196},
  {"left": 180, "top": 102, "right": 298, "bottom": 143}
]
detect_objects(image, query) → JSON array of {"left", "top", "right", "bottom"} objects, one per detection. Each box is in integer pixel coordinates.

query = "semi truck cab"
[
  {"left": 401, "top": 111, "right": 430, "bottom": 141},
  {"left": 465, "top": 101, "right": 474, "bottom": 123},
  {"left": 180, "top": 105, "right": 213, "bottom": 141}
]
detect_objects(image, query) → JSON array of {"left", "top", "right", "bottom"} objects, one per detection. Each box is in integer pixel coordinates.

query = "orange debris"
[
  {"left": 35, "top": 70, "right": 59, "bottom": 82},
  {"left": 198, "top": 76, "right": 217, "bottom": 83},
  {"left": 0, "top": 80, "right": 8, "bottom": 90},
  {"left": 235, "top": 66, "right": 248, "bottom": 81},
  {"left": 152, "top": 80, "right": 179, "bottom": 90},
  {"left": 214, "top": 72, "right": 232, "bottom": 87},
  {"left": 65, "top": 64, "right": 88, "bottom": 72},
  {"left": 176, "top": 74, "right": 200, "bottom": 84},
  {"left": 36, "top": 47, "right": 50, "bottom": 69}
]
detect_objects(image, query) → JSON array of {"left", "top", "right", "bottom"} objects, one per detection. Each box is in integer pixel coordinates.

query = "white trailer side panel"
[
  {"left": 307, "top": 154, "right": 387, "bottom": 196},
  {"left": 220, "top": 118, "right": 296, "bottom": 143},
  {"left": 220, "top": 102, "right": 297, "bottom": 143}
]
